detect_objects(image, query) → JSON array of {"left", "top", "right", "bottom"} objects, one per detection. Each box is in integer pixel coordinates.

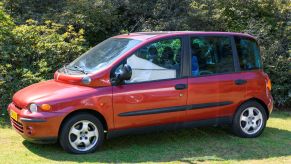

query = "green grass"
[{"left": 0, "top": 111, "right": 291, "bottom": 164}]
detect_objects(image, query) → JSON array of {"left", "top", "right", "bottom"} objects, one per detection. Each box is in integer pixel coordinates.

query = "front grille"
[{"left": 11, "top": 118, "right": 24, "bottom": 133}]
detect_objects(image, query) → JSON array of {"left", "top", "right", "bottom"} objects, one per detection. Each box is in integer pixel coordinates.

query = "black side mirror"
[{"left": 113, "top": 64, "right": 132, "bottom": 85}]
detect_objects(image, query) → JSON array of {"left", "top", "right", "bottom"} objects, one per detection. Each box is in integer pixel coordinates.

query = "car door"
[
  {"left": 112, "top": 37, "right": 188, "bottom": 129},
  {"left": 233, "top": 36, "right": 265, "bottom": 99},
  {"left": 185, "top": 35, "right": 246, "bottom": 122}
]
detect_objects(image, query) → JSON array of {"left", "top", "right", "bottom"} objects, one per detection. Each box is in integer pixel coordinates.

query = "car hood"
[{"left": 13, "top": 80, "right": 95, "bottom": 108}]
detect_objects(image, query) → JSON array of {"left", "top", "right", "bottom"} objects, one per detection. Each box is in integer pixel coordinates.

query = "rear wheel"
[
  {"left": 232, "top": 101, "right": 267, "bottom": 138},
  {"left": 59, "top": 113, "right": 104, "bottom": 154}
]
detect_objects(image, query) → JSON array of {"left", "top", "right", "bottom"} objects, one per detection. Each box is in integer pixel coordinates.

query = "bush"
[{"left": 0, "top": 13, "right": 87, "bottom": 114}]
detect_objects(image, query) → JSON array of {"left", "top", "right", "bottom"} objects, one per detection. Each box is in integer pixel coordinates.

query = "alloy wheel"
[
  {"left": 68, "top": 120, "right": 99, "bottom": 152},
  {"left": 239, "top": 107, "right": 263, "bottom": 135}
]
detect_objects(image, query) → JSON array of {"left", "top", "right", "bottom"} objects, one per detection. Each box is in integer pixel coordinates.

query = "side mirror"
[{"left": 113, "top": 64, "right": 132, "bottom": 85}]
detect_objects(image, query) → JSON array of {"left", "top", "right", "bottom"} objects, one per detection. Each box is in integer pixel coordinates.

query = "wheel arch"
[
  {"left": 58, "top": 109, "right": 108, "bottom": 138},
  {"left": 237, "top": 97, "right": 270, "bottom": 119}
]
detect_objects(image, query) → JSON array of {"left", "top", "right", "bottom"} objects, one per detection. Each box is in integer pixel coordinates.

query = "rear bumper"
[{"left": 7, "top": 103, "right": 65, "bottom": 143}]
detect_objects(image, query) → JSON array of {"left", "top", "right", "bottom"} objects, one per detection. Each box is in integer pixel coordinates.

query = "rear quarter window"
[{"left": 235, "top": 36, "right": 262, "bottom": 71}]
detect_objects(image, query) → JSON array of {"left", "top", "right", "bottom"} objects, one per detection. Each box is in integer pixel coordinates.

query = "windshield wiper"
[
  {"left": 62, "top": 64, "right": 87, "bottom": 74},
  {"left": 73, "top": 65, "right": 88, "bottom": 74}
]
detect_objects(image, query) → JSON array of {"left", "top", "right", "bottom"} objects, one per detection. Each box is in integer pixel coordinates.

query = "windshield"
[{"left": 64, "top": 38, "right": 141, "bottom": 74}]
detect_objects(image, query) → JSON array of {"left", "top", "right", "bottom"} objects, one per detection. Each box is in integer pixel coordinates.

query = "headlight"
[{"left": 29, "top": 103, "right": 38, "bottom": 113}]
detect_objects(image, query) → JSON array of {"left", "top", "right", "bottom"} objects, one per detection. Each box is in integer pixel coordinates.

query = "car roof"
[{"left": 113, "top": 31, "right": 256, "bottom": 41}]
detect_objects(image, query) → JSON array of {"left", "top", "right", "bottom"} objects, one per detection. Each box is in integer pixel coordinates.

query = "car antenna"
[{"left": 128, "top": 17, "right": 145, "bottom": 35}]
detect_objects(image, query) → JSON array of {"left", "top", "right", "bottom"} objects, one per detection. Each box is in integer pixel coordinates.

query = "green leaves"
[
  {"left": 0, "top": 9, "right": 87, "bottom": 112},
  {"left": 0, "top": 3, "right": 14, "bottom": 42}
]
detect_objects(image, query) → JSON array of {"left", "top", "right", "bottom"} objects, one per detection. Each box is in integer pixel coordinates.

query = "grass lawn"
[{"left": 0, "top": 111, "right": 291, "bottom": 164}]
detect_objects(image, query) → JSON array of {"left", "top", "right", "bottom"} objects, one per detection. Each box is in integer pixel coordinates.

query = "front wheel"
[
  {"left": 232, "top": 101, "right": 267, "bottom": 138},
  {"left": 59, "top": 113, "right": 104, "bottom": 154}
]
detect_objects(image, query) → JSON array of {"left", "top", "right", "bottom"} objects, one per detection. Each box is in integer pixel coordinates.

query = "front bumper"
[{"left": 7, "top": 103, "right": 65, "bottom": 144}]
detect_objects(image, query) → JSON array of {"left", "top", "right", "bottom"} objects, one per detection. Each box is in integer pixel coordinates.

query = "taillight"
[{"left": 266, "top": 78, "right": 272, "bottom": 91}]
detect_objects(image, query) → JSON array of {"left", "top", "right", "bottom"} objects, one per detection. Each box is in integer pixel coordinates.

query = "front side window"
[
  {"left": 113, "top": 38, "right": 182, "bottom": 83},
  {"left": 235, "top": 37, "right": 262, "bottom": 71},
  {"left": 62, "top": 38, "right": 141, "bottom": 74},
  {"left": 190, "top": 36, "right": 234, "bottom": 76}
]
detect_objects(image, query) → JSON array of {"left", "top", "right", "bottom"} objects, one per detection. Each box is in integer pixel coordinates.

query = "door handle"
[
  {"left": 175, "top": 84, "right": 188, "bottom": 90},
  {"left": 234, "top": 79, "right": 247, "bottom": 85}
]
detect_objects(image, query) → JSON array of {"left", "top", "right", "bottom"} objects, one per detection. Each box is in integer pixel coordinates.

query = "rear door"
[
  {"left": 112, "top": 37, "right": 188, "bottom": 129},
  {"left": 233, "top": 36, "right": 266, "bottom": 100},
  {"left": 185, "top": 35, "right": 246, "bottom": 122}
]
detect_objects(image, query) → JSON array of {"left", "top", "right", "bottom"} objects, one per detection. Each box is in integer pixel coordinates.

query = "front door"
[
  {"left": 112, "top": 37, "right": 188, "bottom": 129},
  {"left": 185, "top": 35, "right": 246, "bottom": 121}
]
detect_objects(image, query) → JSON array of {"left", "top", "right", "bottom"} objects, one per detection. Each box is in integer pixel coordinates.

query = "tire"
[
  {"left": 59, "top": 113, "right": 104, "bottom": 154},
  {"left": 232, "top": 101, "right": 267, "bottom": 138}
]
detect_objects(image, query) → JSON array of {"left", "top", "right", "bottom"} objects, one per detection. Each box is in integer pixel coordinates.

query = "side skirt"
[{"left": 106, "top": 117, "right": 232, "bottom": 139}]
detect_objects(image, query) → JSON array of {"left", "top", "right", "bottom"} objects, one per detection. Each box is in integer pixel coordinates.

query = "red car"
[{"left": 8, "top": 31, "right": 273, "bottom": 154}]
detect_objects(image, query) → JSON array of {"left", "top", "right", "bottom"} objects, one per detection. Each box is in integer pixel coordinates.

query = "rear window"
[{"left": 235, "top": 37, "right": 262, "bottom": 71}]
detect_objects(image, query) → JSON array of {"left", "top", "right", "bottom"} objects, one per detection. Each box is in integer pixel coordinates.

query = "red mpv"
[{"left": 8, "top": 31, "right": 273, "bottom": 154}]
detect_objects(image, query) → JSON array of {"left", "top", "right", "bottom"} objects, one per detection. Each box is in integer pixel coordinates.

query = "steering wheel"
[{"left": 199, "top": 70, "right": 213, "bottom": 75}]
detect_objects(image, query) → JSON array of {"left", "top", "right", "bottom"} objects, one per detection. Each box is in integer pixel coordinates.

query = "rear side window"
[
  {"left": 190, "top": 36, "right": 234, "bottom": 76},
  {"left": 235, "top": 37, "right": 262, "bottom": 71}
]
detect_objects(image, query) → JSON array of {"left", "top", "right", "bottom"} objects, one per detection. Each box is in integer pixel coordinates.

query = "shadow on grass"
[{"left": 23, "top": 125, "right": 291, "bottom": 163}]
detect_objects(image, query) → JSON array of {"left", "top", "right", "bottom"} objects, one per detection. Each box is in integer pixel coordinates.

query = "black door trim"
[
  {"left": 189, "top": 101, "right": 233, "bottom": 110},
  {"left": 118, "top": 105, "right": 188, "bottom": 116},
  {"left": 118, "top": 101, "right": 233, "bottom": 117}
]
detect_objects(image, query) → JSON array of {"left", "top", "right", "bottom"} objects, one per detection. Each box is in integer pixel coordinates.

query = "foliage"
[
  {"left": 0, "top": 2, "right": 14, "bottom": 42},
  {"left": 0, "top": 0, "right": 290, "bottom": 111},
  {"left": 0, "top": 10, "right": 87, "bottom": 112}
]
